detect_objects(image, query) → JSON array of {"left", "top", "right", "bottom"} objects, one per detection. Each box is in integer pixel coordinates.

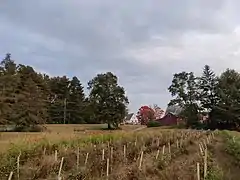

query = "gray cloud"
[{"left": 0, "top": 0, "right": 240, "bottom": 112}]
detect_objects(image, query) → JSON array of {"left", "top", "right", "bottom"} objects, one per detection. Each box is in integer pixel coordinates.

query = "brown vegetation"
[
  {"left": 2, "top": 126, "right": 240, "bottom": 180},
  {"left": 0, "top": 127, "right": 216, "bottom": 180},
  {"left": 0, "top": 124, "right": 143, "bottom": 153}
]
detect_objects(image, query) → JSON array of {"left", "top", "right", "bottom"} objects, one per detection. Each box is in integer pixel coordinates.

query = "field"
[
  {"left": 0, "top": 124, "right": 143, "bottom": 153},
  {"left": 0, "top": 125, "right": 240, "bottom": 180}
]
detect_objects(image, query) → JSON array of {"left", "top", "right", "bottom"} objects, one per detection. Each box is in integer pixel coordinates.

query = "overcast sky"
[{"left": 1, "top": 1, "right": 240, "bottom": 112}]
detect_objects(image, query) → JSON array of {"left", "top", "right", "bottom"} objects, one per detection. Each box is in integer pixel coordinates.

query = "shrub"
[
  {"left": 147, "top": 121, "right": 161, "bottom": 127},
  {"left": 13, "top": 125, "right": 46, "bottom": 132},
  {"left": 0, "top": 125, "right": 47, "bottom": 132},
  {"left": 192, "top": 122, "right": 209, "bottom": 130}
]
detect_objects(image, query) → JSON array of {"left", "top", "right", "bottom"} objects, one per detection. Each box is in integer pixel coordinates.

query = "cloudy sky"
[{"left": 1, "top": 0, "right": 240, "bottom": 112}]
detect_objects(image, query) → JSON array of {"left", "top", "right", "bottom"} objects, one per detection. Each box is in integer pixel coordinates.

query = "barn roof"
[{"left": 165, "top": 104, "right": 183, "bottom": 116}]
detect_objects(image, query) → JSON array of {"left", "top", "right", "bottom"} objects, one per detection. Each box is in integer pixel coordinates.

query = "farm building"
[
  {"left": 156, "top": 105, "right": 183, "bottom": 126},
  {"left": 124, "top": 113, "right": 139, "bottom": 124}
]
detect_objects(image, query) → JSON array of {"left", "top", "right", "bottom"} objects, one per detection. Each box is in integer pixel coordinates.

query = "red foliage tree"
[{"left": 136, "top": 105, "right": 155, "bottom": 125}]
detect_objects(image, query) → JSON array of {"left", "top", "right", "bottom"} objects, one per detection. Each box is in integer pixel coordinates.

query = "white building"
[{"left": 124, "top": 113, "right": 139, "bottom": 125}]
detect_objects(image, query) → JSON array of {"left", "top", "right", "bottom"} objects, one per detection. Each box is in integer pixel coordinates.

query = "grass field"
[
  {"left": 1, "top": 125, "right": 240, "bottom": 179},
  {"left": 0, "top": 124, "right": 143, "bottom": 153}
]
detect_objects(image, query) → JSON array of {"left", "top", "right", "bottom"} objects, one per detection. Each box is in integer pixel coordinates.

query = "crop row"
[{"left": 0, "top": 129, "right": 214, "bottom": 180}]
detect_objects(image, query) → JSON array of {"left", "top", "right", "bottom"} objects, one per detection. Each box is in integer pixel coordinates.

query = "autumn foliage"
[{"left": 136, "top": 106, "right": 155, "bottom": 125}]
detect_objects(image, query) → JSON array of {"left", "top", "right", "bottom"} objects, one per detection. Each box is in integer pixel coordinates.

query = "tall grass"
[
  {"left": 0, "top": 129, "right": 213, "bottom": 179},
  {"left": 221, "top": 130, "right": 240, "bottom": 166}
]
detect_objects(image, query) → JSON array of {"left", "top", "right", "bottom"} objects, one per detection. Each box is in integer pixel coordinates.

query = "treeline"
[
  {"left": 168, "top": 65, "right": 240, "bottom": 130},
  {"left": 0, "top": 53, "right": 128, "bottom": 129}
]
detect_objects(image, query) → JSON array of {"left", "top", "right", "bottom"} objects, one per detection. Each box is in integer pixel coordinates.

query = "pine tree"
[
  {"left": 67, "top": 76, "right": 85, "bottom": 124},
  {"left": 47, "top": 76, "right": 70, "bottom": 124},
  {"left": 199, "top": 65, "right": 218, "bottom": 111},
  {"left": 12, "top": 65, "right": 47, "bottom": 128},
  {"left": 0, "top": 53, "right": 18, "bottom": 124},
  {"left": 0, "top": 53, "right": 130, "bottom": 127}
]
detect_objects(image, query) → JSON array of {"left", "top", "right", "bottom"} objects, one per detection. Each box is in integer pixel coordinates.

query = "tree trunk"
[{"left": 108, "top": 123, "right": 111, "bottom": 129}]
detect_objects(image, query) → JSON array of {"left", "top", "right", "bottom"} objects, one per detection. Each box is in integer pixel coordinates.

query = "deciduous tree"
[
  {"left": 168, "top": 72, "right": 199, "bottom": 127},
  {"left": 210, "top": 69, "right": 240, "bottom": 129},
  {"left": 87, "top": 72, "right": 128, "bottom": 129},
  {"left": 137, "top": 105, "right": 155, "bottom": 125}
]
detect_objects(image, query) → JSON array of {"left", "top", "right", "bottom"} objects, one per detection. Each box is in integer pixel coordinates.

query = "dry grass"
[
  {"left": 0, "top": 128, "right": 216, "bottom": 180},
  {"left": 0, "top": 124, "right": 144, "bottom": 153}
]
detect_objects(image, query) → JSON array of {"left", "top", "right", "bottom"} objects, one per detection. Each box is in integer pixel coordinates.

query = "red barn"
[
  {"left": 157, "top": 113, "right": 178, "bottom": 125},
  {"left": 156, "top": 105, "right": 184, "bottom": 126}
]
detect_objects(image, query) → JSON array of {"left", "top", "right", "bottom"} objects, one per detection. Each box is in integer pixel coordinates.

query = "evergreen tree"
[
  {"left": 82, "top": 97, "right": 99, "bottom": 124},
  {"left": 199, "top": 65, "right": 218, "bottom": 111},
  {"left": 67, "top": 76, "right": 85, "bottom": 124},
  {"left": 197, "top": 65, "right": 219, "bottom": 128},
  {"left": 0, "top": 53, "right": 132, "bottom": 128},
  {"left": 12, "top": 65, "right": 47, "bottom": 127},
  {"left": 0, "top": 53, "right": 18, "bottom": 124},
  {"left": 47, "top": 76, "right": 71, "bottom": 124}
]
